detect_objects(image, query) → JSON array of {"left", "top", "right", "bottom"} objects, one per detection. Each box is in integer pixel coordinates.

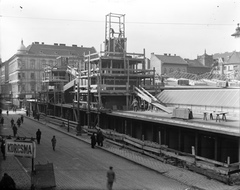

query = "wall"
[
  {"left": 162, "top": 64, "right": 187, "bottom": 74},
  {"left": 150, "top": 54, "right": 162, "bottom": 75}
]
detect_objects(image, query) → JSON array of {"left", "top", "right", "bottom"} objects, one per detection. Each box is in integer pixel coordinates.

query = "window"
[
  {"left": 42, "top": 60, "right": 47, "bottom": 68},
  {"left": 22, "top": 73, "right": 25, "bottom": 79},
  {"left": 30, "top": 84, "right": 35, "bottom": 91},
  {"left": 21, "top": 60, "right": 25, "bottom": 68},
  {"left": 22, "top": 84, "right": 25, "bottom": 91},
  {"left": 31, "top": 73, "right": 35, "bottom": 79},
  {"left": 30, "top": 60, "right": 35, "bottom": 69},
  {"left": 18, "top": 73, "right": 21, "bottom": 79},
  {"left": 18, "top": 60, "right": 22, "bottom": 68}
]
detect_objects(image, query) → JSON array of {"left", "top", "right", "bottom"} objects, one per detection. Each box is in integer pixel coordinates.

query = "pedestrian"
[
  {"left": 91, "top": 133, "right": 96, "bottom": 148},
  {"left": 12, "top": 124, "right": 17, "bottom": 137},
  {"left": 10, "top": 118, "right": 14, "bottom": 127},
  {"left": 21, "top": 115, "right": 24, "bottom": 123},
  {"left": 6, "top": 110, "right": 9, "bottom": 116},
  {"left": 131, "top": 98, "right": 138, "bottom": 112},
  {"left": 51, "top": 136, "right": 56, "bottom": 151},
  {"left": 17, "top": 118, "right": 21, "bottom": 127},
  {"left": 26, "top": 110, "right": 28, "bottom": 117},
  {"left": 37, "top": 113, "right": 40, "bottom": 121},
  {"left": 97, "top": 129, "right": 104, "bottom": 147},
  {"left": 36, "top": 129, "right": 42, "bottom": 144},
  {"left": 107, "top": 166, "right": 116, "bottom": 190},
  {"left": 1, "top": 140, "right": 6, "bottom": 160},
  {"left": 0, "top": 173, "right": 16, "bottom": 190}
]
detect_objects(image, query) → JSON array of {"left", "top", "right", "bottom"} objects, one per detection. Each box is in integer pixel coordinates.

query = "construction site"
[{"left": 32, "top": 13, "right": 240, "bottom": 185}]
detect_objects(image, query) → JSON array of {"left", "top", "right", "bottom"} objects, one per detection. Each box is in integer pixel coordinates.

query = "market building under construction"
[{"left": 0, "top": 13, "right": 240, "bottom": 185}]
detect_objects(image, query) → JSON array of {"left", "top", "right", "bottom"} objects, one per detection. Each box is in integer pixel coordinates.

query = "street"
[{"left": 1, "top": 111, "right": 189, "bottom": 190}]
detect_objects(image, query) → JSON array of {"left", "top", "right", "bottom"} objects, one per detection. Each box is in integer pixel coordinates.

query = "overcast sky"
[{"left": 0, "top": 0, "right": 239, "bottom": 62}]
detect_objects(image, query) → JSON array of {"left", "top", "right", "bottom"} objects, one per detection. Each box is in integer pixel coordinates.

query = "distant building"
[
  {"left": 197, "top": 50, "right": 214, "bottom": 67},
  {"left": 224, "top": 51, "right": 240, "bottom": 79},
  {"left": 150, "top": 53, "right": 188, "bottom": 75},
  {"left": 0, "top": 40, "right": 96, "bottom": 108},
  {"left": 184, "top": 59, "right": 211, "bottom": 75}
]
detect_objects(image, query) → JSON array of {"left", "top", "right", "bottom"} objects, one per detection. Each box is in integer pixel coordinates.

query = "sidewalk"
[
  {"left": 1, "top": 111, "right": 239, "bottom": 190},
  {"left": 28, "top": 115, "right": 239, "bottom": 190}
]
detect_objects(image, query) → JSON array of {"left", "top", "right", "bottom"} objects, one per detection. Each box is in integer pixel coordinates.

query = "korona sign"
[{"left": 5, "top": 140, "right": 36, "bottom": 158}]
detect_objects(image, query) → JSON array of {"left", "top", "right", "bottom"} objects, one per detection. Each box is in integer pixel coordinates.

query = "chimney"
[
  {"left": 169, "top": 54, "right": 171, "bottom": 56},
  {"left": 174, "top": 54, "right": 176, "bottom": 56},
  {"left": 35, "top": 42, "right": 39, "bottom": 44},
  {"left": 72, "top": 44, "right": 77, "bottom": 47},
  {"left": 41, "top": 42, "right": 44, "bottom": 44},
  {"left": 54, "top": 43, "right": 58, "bottom": 46},
  {"left": 59, "top": 44, "right": 66, "bottom": 46},
  {"left": 164, "top": 53, "right": 167, "bottom": 56}
]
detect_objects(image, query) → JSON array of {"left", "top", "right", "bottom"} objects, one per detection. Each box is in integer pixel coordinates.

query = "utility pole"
[
  {"left": 87, "top": 52, "right": 91, "bottom": 129},
  {"left": 77, "top": 59, "right": 81, "bottom": 136}
]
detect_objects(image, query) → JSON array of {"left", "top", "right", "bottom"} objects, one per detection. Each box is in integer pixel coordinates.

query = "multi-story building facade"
[
  {"left": 0, "top": 40, "right": 96, "bottom": 109},
  {"left": 150, "top": 53, "right": 188, "bottom": 75}
]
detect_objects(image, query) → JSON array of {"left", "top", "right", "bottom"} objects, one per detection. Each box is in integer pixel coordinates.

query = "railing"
[{"left": 101, "top": 129, "right": 240, "bottom": 185}]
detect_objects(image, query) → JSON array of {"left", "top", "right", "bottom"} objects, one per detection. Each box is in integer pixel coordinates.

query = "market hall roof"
[
  {"left": 155, "top": 54, "right": 187, "bottom": 65},
  {"left": 157, "top": 88, "right": 240, "bottom": 108}
]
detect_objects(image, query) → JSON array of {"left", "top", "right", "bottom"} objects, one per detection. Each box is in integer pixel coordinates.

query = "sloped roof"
[
  {"left": 226, "top": 51, "right": 240, "bottom": 65},
  {"left": 155, "top": 54, "right": 187, "bottom": 65},
  {"left": 157, "top": 89, "right": 240, "bottom": 108},
  {"left": 26, "top": 42, "right": 96, "bottom": 57},
  {"left": 185, "top": 59, "right": 206, "bottom": 67}
]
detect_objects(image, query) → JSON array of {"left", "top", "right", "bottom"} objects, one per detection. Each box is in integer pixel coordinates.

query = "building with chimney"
[{"left": 0, "top": 40, "right": 96, "bottom": 109}]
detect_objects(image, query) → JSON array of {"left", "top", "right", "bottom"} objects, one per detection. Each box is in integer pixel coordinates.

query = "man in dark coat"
[
  {"left": 36, "top": 129, "right": 42, "bottom": 144},
  {"left": 107, "top": 166, "right": 116, "bottom": 190},
  {"left": 20, "top": 115, "right": 24, "bottom": 123},
  {"left": 91, "top": 133, "right": 96, "bottom": 148},
  {"left": 1, "top": 140, "right": 6, "bottom": 160},
  {"left": 97, "top": 130, "right": 104, "bottom": 147},
  {"left": 0, "top": 173, "right": 16, "bottom": 190},
  {"left": 12, "top": 124, "right": 17, "bottom": 137}
]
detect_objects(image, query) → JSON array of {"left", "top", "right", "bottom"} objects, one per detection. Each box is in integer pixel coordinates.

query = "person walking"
[
  {"left": 107, "top": 166, "right": 116, "bottom": 190},
  {"left": 36, "top": 129, "right": 42, "bottom": 144},
  {"left": 1, "top": 140, "right": 6, "bottom": 160},
  {"left": 10, "top": 118, "right": 14, "bottom": 127},
  {"left": 16, "top": 118, "right": 21, "bottom": 127},
  {"left": 97, "top": 129, "right": 104, "bottom": 147},
  {"left": 6, "top": 110, "right": 9, "bottom": 116},
  {"left": 12, "top": 124, "right": 17, "bottom": 137},
  {"left": 91, "top": 133, "right": 97, "bottom": 148},
  {"left": 0, "top": 173, "right": 16, "bottom": 190},
  {"left": 51, "top": 136, "right": 56, "bottom": 151},
  {"left": 20, "top": 115, "right": 24, "bottom": 123}
]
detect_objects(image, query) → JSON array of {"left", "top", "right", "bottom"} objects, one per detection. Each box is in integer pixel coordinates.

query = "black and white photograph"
[{"left": 0, "top": 0, "right": 239, "bottom": 189}]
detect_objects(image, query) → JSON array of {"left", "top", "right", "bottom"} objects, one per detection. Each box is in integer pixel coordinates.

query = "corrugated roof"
[
  {"left": 155, "top": 54, "right": 187, "bottom": 65},
  {"left": 26, "top": 43, "right": 96, "bottom": 57},
  {"left": 157, "top": 89, "right": 240, "bottom": 108}
]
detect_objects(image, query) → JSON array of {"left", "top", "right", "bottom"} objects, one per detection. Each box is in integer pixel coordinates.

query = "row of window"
[
  {"left": 18, "top": 84, "right": 36, "bottom": 92},
  {"left": 17, "top": 59, "right": 55, "bottom": 69},
  {"left": 163, "top": 67, "right": 186, "bottom": 74},
  {"left": 18, "top": 73, "right": 35, "bottom": 79}
]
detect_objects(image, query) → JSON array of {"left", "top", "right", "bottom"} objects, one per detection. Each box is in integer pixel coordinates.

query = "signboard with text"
[{"left": 5, "top": 140, "right": 36, "bottom": 158}]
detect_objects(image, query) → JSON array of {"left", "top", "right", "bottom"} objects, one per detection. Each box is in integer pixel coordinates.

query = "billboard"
[{"left": 5, "top": 140, "right": 36, "bottom": 158}]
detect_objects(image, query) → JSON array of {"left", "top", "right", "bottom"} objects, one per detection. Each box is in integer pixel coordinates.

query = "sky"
[{"left": 0, "top": 0, "right": 239, "bottom": 62}]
